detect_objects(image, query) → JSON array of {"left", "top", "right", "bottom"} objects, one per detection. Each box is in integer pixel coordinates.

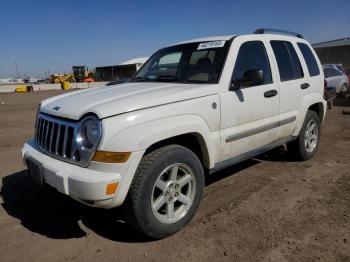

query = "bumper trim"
[{"left": 22, "top": 139, "right": 121, "bottom": 206}]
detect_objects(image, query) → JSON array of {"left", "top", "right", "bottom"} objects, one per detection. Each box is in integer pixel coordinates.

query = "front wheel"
[
  {"left": 124, "top": 145, "right": 204, "bottom": 239},
  {"left": 287, "top": 110, "right": 321, "bottom": 161}
]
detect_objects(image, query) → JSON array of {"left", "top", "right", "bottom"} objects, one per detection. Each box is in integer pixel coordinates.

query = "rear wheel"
[
  {"left": 124, "top": 145, "right": 204, "bottom": 239},
  {"left": 287, "top": 110, "right": 321, "bottom": 160}
]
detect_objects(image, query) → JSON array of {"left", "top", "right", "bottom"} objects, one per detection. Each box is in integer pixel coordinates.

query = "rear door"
[
  {"left": 296, "top": 42, "right": 322, "bottom": 95},
  {"left": 269, "top": 39, "right": 307, "bottom": 139},
  {"left": 218, "top": 36, "right": 280, "bottom": 161}
]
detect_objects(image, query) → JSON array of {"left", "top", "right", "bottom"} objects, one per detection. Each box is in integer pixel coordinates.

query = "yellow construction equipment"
[
  {"left": 62, "top": 82, "right": 71, "bottom": 90},
  {"left": 15, "top": 85, "right": 34, "bottom": 93},
  {"left": 72, "top": 66, "right": 95, "bottom": 82},
  {"left": 50, "top": 74, "right": 75, "bottom": 84},
  {"left": 15, "top": 85, "right": 28, "bottom": 92}
]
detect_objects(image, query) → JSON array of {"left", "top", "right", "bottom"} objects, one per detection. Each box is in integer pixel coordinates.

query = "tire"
[
  {"left": 340, "top": 83, "right": 348, "bottom": 98},
  {"left": 124, "top": 145, "right": 204, "bottom": 239},
  {"left": 287, "top": 110, "right": 321, "bottom": 161}
]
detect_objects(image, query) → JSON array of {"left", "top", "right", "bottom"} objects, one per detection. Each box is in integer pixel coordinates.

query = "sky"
[{"left": 0, "top": 0, "right": 349, "bottom": 78}]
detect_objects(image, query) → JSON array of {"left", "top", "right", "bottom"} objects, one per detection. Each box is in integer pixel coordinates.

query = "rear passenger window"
[
  {"left": 271, "top": 41, "right": 304, "bottom": 81},
  {"left": 297, "top": 43, "right": 320, "bottom": 77},
  {"left": 232, "top": 41, "right": 272, "bottom": 87}
]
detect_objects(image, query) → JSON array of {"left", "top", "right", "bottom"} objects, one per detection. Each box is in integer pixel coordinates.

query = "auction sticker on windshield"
[{"left": 198, "top": 41, "right": 226, "bottom": 50}]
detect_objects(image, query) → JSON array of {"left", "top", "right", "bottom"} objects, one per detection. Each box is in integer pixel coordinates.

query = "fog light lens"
[
  {"left": 106, "top": 183, "right": 118, "bottom": 195},
  {"left": 92, "top": 151, "right": 131, "bottom": 163}
]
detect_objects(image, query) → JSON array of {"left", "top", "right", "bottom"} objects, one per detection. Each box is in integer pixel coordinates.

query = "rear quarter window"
[{"left": 297, "top": 43, "right": 320, "bottom": 77}]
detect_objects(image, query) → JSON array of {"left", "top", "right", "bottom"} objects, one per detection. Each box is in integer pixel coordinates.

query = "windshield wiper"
[
  {"left": 147, "top": 75, "right": 180, "bottom": 82},
  {"left": 131, "top": 76, "right": 149, "bottom": 82},
  {"left": 131, "top": 75, "right": 181, "bottom": 83}
]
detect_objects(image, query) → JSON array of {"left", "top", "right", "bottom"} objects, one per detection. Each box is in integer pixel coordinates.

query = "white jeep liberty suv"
[{"left": 22, "top": 29, "right": 326, "bottom": 238}]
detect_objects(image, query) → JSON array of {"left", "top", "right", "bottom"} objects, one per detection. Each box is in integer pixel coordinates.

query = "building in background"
[
  {"left": 95, "top": 57, "right": 148, "bottom": 82},
  {"left": 313, "top": 38, "right": 350, "bottom": 68}
]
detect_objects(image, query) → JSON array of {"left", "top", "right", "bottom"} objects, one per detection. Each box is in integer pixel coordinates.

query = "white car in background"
[
  {"left": 323, "top": 64, "right": 345, "bottom": 74},
  {"left": 323, "top": 65, "right": 349, "bottom": 97}
]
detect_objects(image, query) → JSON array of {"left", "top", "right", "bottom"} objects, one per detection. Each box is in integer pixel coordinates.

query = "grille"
[
  {"left": 36, "top": 118, "right": 75, "bottom": 158},
  {"left": 34, "top": 113, "right": 94, "bottom": 167}
]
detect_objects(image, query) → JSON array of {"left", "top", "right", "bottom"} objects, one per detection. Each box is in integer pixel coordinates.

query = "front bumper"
[{"left": 21, "top": 139, "right": 144, "bottom": 208}]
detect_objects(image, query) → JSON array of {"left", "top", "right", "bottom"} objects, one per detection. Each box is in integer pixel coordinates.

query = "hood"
[{"left": 40, "top": 82, "right": 218, "bottom": 120}]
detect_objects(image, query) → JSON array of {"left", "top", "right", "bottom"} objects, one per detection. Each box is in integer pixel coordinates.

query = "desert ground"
[{"left": 0, "top": 90, "right": 349, "bottom": 262}]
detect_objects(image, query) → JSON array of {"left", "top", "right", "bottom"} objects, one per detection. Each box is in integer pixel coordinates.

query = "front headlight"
[{"left": 80, "top": 116, "right": 102, "bottom": 149}]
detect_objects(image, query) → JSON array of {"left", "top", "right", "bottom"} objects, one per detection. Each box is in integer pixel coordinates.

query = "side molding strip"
[
  {"left": 225, "top": 116, "right": 296, "bottom": 143},
  {"left": 210, "top": 135, "right": 296, "bottom": 174}
]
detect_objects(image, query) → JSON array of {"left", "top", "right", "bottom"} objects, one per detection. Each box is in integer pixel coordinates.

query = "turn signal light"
[
  {"left": 106, "top": 183, "right": 118, "bottom": 195},
  {"left": 92, "top": 151, "right": 131, "bottom": 163}
]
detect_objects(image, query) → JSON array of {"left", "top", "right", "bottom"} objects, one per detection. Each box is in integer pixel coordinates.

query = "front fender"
[
  {"left": 102, "top": 114, "right": 217, "bottom": 168},
  {"left": 99, "top": 96, "right": 221, "bottom": 168}
]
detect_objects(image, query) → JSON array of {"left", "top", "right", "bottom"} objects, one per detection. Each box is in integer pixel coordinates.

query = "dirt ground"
[{"left": 0, "top": 90, "right": 349, "bottom": 262}]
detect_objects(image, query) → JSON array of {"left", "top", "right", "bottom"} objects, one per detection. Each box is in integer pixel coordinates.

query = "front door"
[{"left": 218, "top": 36, "right": 280, "bottom": 162}]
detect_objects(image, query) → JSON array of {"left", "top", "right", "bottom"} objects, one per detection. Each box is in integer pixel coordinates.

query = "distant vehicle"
[
  {"left": 323, "top": 63, "right": 345, "bottom": 74},
  {"left": 323, "top": 65, "right": 348, "bottom": 97},
  {"left": 345, "top": 68, "right": 350, "bottom": 86},
  {"left": 324, "top": 79, "right": 336, "bottom": 109},
  {"left": 36, "top": 78, "right": 50, "bottom": 84},
  {"left": 50, "top": 73, "right": 74, "bottom": 84},
  {"left": 72, "top": 65, "right": 95, "bottom": 82},
  {"left": 24, "top": 77, "right": 39, "bottom": 84}
]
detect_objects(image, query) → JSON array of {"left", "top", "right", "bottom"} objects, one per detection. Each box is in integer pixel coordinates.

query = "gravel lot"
[{"left": 0, "top": 91, "right": 349, "bottom": 262}]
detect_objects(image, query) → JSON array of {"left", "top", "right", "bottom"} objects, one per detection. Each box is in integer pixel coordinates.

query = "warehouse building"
[
  {"left": 95, "top": 57, "right": 148, "bottom": 82},
  {"left": 312, "top": 37, "right": 350, "bottom": 68}
]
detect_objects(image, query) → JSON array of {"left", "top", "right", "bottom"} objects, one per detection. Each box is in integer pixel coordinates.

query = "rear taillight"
[{"left": 323, "top": 79, "right": 327, "bottom": 98}]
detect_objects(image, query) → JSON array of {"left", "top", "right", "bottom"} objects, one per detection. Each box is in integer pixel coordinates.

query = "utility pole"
[{"left": 14, "top": 60, "right": 19, "bottom": 78}]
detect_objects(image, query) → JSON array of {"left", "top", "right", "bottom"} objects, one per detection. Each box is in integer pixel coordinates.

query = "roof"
[
  {"left": 175, "top": 35, "right": 236, "bottom": 45},
  {"left": 173, "top": 32, "right": 309, "bottom": 46},
  {"left": 312, "top": 37, "right": 350, "bottom": 48},
  {"left": 119, "top": 57, "right": 149, "bottom": 65}
]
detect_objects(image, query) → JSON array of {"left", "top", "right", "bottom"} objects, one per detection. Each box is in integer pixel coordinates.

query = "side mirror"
[{"left": 231, "top": 69, "right": 264, "bottom": 89}]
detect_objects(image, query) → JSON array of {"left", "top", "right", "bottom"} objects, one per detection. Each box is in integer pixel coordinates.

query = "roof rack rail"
[{"left": 254, "top": 28, "right": 303, "bottom": 39}]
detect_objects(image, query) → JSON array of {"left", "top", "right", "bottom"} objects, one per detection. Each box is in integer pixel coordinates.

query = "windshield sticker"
[{"left": 197, "top": 40, "right": 226, "bottom": 50}]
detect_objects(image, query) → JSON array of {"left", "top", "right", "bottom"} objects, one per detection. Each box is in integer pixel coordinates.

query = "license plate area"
[{"left": 26, "top": 158, "right": 44, "bottom": 186}]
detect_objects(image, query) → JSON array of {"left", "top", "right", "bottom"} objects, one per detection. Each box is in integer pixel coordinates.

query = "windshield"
[{"left": 131, "top": 41, "right": 230, "bottom": 84}]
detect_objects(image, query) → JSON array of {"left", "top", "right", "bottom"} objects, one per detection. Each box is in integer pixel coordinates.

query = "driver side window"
[{"left": 232, "top": 41, "right": 272, "bottom": 88}]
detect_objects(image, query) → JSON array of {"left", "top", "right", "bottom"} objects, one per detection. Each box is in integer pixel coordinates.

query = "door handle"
[
  {"left": 301, "top": 83, "right": 310, "bottom": 89},
  {"left": 264, "top": 90, "right": 278, "bottom": 98}
]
